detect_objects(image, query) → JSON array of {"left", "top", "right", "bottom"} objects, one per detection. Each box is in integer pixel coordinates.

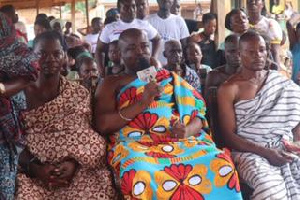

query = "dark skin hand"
[
  {"left": 30, "top": 159, "right": 78, "bottom": 189},
  {"left": 171, "top": 117, "right": 202, "bottom": 139}
]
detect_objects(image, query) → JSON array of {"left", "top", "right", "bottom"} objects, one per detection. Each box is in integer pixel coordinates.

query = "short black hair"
[
  {"left": 240, "top": 30, "right": 264, "bottom": 47},
  {"left": 35, "top": 13, "right": 48, "bottom": 21},
  {"left": 225, "top": 34, "right": 239, "bottom": 44},
  {"left": 0, "top": 5, "right": 15, "bottom": 14},
  {"left": 76, "top": 56, "right": 95, "bottom": 71},
  {"left": 34, "top": 18, "right": 51, "bottom": 30},
  {"left": 67, "top": 45, "right": 87, "bottom": 59},
  {"left": 225, "top": 9, "right": 246, "bottom": 31},
  {"left": 33, "top": 30, "right": 63, "bottom": 49},
  {"left": 202, "top": 13, "right": 217, "bottom": 25},
  {"left": 109, "top": 40, "right": 119, "bottom": 46},
  {"left": 92, "top": 17, "right": 101, "bottom": 24}
]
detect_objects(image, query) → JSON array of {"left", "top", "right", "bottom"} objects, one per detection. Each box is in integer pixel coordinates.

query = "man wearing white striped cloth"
[{"left": 218, "top": 30, "right": 300, "bottom": 200}]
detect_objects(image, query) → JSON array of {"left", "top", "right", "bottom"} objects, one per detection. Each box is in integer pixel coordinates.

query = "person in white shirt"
[
  {"left": 135, "top": 0, "right": 149, "bottom": 20},
  {"left": 84, "top": 17, "right": 103, "bottom": 55},
  {"left": 147, "top": 0, "right": 189, "bottom": 65},
  {"left": 247, "top": 0, "right": 282, "bottom": 67},
  {"left": 96, "top": 0, "right": 161, "bottom": 77}
]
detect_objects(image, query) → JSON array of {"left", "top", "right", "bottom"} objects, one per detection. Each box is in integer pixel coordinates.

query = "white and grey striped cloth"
[{"left": 232, "top": 71, "right": 300, "bottom": 200}]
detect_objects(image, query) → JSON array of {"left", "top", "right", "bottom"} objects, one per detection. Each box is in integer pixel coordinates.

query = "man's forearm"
[
  {"left": 225, "top": 132, "right": 271, "bottom": 158},
  {"left": 151, "top": 35, "right": 161, "bottom": 58},
  {"left": 270, "top": 44, "right": 281, "bottom": 68},
  {"left": 95, "top": 100, "right": 150, "bottom": 135}
]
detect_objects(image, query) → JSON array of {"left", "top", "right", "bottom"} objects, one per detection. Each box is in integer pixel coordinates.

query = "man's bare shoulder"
[
  {"left": 222, "top": 73, "right": 242, "bottom": 86},
  {"left": 208, "top": 66, "right": 227, "bottom": 78},
  {"left": 214, "top": 65, "right": 226, "bottom": 72},
  {"left": 100, "top": 74, "right": 136, "bottom": 92},
  {"left": 218, "top": 73, "right": 241, "bottom": 96}
]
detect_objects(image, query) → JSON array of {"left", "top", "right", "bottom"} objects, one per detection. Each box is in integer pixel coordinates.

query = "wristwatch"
[{"left": 0, "top": 83, "right": 5, "bottom": 95}]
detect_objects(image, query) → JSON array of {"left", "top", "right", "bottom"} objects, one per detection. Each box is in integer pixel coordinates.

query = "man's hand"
[
  {"left": 171, "top": 122, "right": 188, "bottom": 139},
  {"left": 142, "top": 81, "right": 162, "bottom": 105},
  {"left": 266, "top": 149, "right": 293, "bottom": 167}
]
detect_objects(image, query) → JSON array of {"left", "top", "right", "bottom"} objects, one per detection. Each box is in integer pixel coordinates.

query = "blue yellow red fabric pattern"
[{"left": 108, "top": 69, "right": 242, "bottom": 200}]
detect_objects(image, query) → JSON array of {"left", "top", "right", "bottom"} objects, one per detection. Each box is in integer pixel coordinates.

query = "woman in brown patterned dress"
[{"left": 16, "top": 31, "right": 116, "bottom": 200}]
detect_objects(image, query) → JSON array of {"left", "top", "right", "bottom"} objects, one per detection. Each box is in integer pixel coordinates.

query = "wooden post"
[
  {"left": 71, "top": 0, "right": 76, "bottom": 33},
  {"left": 85, "top": 0, "right": 90, "bottom": 27},
  {"left": 240, "top": 0, "right": 246, "bottom": 9},
  {"left": 289, "top": 0, "right": 298, "bottom": 12},
  {"left": 59, "top": 4, "right": 62, "bottom": 19},
  {"left": 211, "top": 0, "right": 231, "bottom": 48},
  {"left": 36, "top": 0, "right": 40, "bottom": 15}
]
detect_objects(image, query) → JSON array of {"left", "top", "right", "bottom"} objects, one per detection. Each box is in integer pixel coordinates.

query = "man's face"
[
  {"left": 92, "top": 19, "right": 103, "bottom": 33},
  {"left": 225, "top": 40, "right": 240, "bottom": 68},
  {"left": 120, "top": 0, "right": 136, "bottom": 22},
  {"left": 204, "top": 19, "right": 216, "bottom": 36},
  {"left": 247, "top": 0, "right": 264, "bottom": 14},
  {"left": 79, "top": 60, "right": 99, "bottom": 80},
  {"left": 120, "top": 32, "right": 151, "bottom": 72},
  {"left": 157, "top": 0, "right": 174, "bottom": 11},
  {"left": 34, "top": 39, "right": 64, "bottom": 76},
  {"left": 164, "top": 42, "right": 182, "bottom": 65},
  {"left": 170, "top": 0, "right": 180, "bottom": 15},
  {"left": 230, "top": 11, "right": 249, "bottom": 34},
  {"left": 240, "top": 36, "right": 267, "bottom": 71},
  {"left": 135, "top": 0, "right": 149, "bottom": 19}
]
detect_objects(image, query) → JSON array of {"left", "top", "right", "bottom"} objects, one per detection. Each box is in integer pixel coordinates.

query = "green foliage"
[{"left": 63, "top": 0, "right": 97, "bottom": 14}]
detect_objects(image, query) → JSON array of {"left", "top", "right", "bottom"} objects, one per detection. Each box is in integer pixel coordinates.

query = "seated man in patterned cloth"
[
  {"left": 218, "top": 30, "right": 300, "bottom": 200},
  {"left": 94, "top": 28, "right": 242, "bottom": 200}
]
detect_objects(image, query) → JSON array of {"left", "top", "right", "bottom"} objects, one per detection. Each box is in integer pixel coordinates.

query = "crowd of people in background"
[{"left": 0, "top": 0, "right": 300, "bottom": 199}]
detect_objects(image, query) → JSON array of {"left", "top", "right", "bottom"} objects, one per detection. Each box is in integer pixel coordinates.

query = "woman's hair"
[{"left": 225, "top": 9, "right": 246, "bottom": 31}]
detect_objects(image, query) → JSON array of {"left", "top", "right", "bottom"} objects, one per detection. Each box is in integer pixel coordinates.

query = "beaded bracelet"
[{"left": 119, "top": 109, "right": 132, "bottom": 121}]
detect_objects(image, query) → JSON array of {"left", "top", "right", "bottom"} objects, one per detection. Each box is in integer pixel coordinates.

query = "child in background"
[
  {"left": 106, "top": 41, "right": 124, "bottom": 76},
  {"left": 184, "top": 42, "right": 211, "bottom": 91},
  {"left": 76, "top": 56, "right": 100, "bottom": 94}
]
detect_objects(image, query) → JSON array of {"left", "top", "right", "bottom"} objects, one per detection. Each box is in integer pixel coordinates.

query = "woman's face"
[{"left": 230, "top": 10, "right": 249, "bottom": 34}]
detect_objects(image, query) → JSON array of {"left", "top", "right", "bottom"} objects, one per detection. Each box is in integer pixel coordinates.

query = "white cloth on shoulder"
[{"left": 232, "top": 70, "right": 300, "bottom": 200}]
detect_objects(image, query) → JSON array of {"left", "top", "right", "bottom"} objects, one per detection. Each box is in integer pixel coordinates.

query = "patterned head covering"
[{"left": 0, "top": 12, "right": 39, "bottom": 80}]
